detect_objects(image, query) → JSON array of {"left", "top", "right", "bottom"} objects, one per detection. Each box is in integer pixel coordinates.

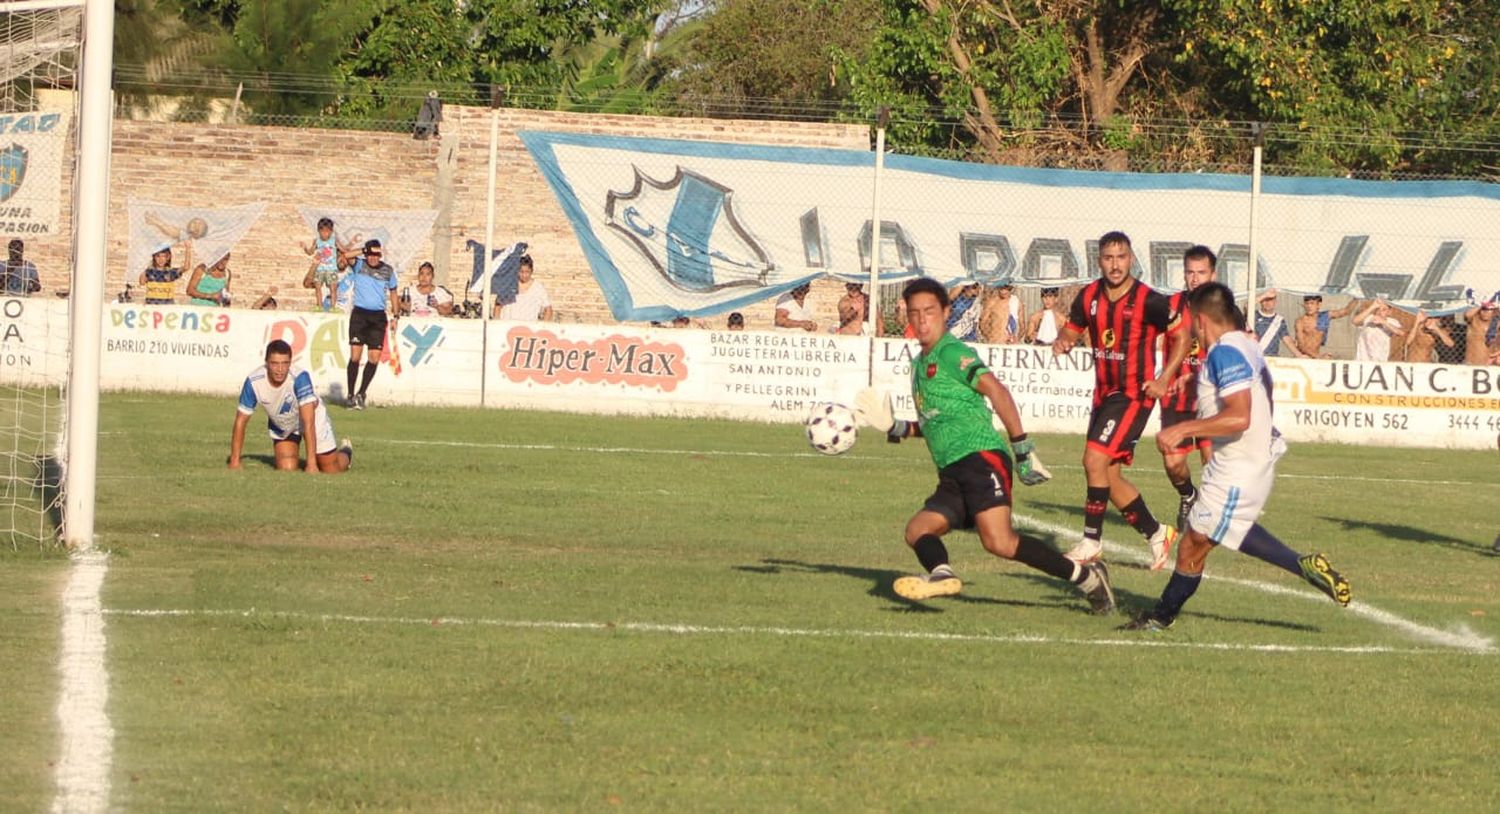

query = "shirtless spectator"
[
  {"left": 1025, "top": 287, "right": 1065, "bottom": 346},
  {"left": 836, "top": 283, "right": 868, "bottom": 335},
  {"left": 979, "top": 282, "right": 1024, "bottom": 344},
  {"left": 774, "top": 283, "right": 817, "bottom": 332},
  {"left": 1294, "top": 294, "right": 1356, "bottom": 358},
  {"left": 1402, "top": 309, "right": 1455, "bottom": 363},
  {"left": 1464, "top": 300, "right": 1500, "bottom": 365}
]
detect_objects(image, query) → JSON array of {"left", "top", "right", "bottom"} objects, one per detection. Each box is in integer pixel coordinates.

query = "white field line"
[
  {"left": 51, "top": 551, "right": 113, "bottom": 814},
  {"left": 104, "top": 607, "right": 1459, "bottom": 657},
  {"left": 371, "top": 438, "right": 1500, "bottom": 488},
  {"left": 1011, "top": 513, "right": 1495, "bottom": 654}
]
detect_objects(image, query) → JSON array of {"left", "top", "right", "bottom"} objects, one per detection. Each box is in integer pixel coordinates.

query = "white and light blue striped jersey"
[
  {"left": 238, "top": 364, "right": 333, "bottom": 446},
  {"left": 1197, "top": 331, "right": 1278, "bottom": 483}
]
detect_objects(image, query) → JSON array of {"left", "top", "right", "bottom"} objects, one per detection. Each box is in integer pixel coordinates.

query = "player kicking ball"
[
  {"left": 855, "top": 277, "right": 1117, "bottom": 614},
  {"left": 1122, "top": 282, "right": 1350, "bottom": 632},
  {"left": 228, "top": 339, "right": 353, "bottom": 474}
]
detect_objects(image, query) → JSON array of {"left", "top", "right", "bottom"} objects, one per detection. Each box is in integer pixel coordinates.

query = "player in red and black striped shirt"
[
  {"left": 1158, "top": 245, "right": 1218, "bottom": 531},
  {"left": 1051, "top": 231, "right": 1192, "bottom": 571}
]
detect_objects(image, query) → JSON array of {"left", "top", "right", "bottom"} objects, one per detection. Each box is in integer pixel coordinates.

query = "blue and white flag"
[{"left": 522, "top": 130, "right": 1500, "bottom": 320}]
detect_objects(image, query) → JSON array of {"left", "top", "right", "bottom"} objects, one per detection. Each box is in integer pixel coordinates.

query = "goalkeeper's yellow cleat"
[
  {"left": 1299, "top": 553, "right": 1351, "bottom": 607},
  {"left": 893, "top": 572, "right": 962, "bottom": 601}
]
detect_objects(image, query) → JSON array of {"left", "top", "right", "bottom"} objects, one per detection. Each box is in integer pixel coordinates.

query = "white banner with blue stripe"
[{"left": 521, "top": 130, "right": 1500, "bottom": 320}]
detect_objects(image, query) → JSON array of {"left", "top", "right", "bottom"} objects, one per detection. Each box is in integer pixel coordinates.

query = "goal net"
[{"left": 0, "top": 1, "right": 83, "bottom": 549}]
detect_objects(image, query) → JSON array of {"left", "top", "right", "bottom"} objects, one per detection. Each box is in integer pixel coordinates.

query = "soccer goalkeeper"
[{"left": 856, "top": 277, "right": 1116, "bottom": 614}]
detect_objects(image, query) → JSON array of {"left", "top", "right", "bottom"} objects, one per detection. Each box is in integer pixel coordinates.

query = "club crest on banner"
[
  {"left": 605, "top": 166, "right": 772, "bottom": 292},
  {"left": 0, "top": 144, "right": 28, "bottom": 202}
]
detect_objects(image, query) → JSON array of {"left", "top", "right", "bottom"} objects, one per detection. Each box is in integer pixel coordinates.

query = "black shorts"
[
  {"left": 1159, "top": 405, "right": 1212, "bottom": 453},
  {"left": 1086, "top": 391, "right": 1154, "bottom": 466},
  {"left": 349, "top": 307, "right": 387, "bottom": 349},
  {"left": 923, "top": 449, "right": 1013, "bottom": 530}
]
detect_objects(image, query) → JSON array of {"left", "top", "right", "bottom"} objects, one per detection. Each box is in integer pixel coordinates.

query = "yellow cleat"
[{"left": 893, "top": 573, "right": 962, "bottom": 601}]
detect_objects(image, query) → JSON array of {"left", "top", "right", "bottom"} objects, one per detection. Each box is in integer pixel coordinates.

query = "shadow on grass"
[
  {"left": 1317, "top": 515, "right": 1494, "bottom": 558},
  {"left": 238, "top": 454, "right": 281, "bottom": 470},
  {"left": 737, "top": 558, "right": 1076, "bottom": 614}
]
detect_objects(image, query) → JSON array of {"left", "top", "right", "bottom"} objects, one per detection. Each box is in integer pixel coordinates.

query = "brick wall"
[{"left": 21, "top": 107, "right": 870, "bottom": 330}]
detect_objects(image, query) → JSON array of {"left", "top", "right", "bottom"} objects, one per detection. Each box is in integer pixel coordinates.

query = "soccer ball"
[{"left": 805, "top": 402, "right": 857, "bottom": 455}]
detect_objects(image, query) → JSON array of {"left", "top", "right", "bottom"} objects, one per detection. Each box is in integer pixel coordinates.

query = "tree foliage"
[
  {"left": 658, "top": 0, "right": 883, "bottom": 119},
  {"left": 837, "top": 0, "right": 1500, "bottom": 175},
  {"left": 115, "top": 0, "right": 1500, "bottom": 175}
]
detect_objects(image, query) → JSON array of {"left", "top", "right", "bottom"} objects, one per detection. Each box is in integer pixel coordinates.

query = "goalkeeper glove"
[
  {"left": 854, "top": 388, "right": 912, "bottom": 442},
  {"left": 853, "top": 388, "right": 894, "bottom": 431},
  {"left": 1011, "top": 435, "right": 1052, "bottom": 486}
]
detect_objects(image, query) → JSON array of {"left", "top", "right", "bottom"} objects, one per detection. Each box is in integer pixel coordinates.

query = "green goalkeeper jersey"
[{"left": 911, "top": 333, "right": 1009, "bottom": 468}]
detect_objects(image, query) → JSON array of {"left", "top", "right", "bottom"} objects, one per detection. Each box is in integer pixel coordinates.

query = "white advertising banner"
[
  {"left": 4, "top": 301, "right": 1498, "bottom": 449},
  {"left": 484, "top": 322, "right": 870, "bottom": 422},
  {"left": 0, "top": 296, "right": 68, "bottom": 387}
]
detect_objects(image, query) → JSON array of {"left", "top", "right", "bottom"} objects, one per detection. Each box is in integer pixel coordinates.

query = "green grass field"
[{"left": 5, "top": 392, "right": 1500, "bottom": 811}]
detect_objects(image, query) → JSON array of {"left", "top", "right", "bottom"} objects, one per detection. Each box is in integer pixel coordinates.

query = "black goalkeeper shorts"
[{"left": 923, "top": 449, "right": 1014, "bottom": 530}]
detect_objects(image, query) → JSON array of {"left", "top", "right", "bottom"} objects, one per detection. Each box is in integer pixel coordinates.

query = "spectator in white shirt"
[
  {"left": 1353, "top": 299, "right": 1404, "bottom": 361},
  {"left": 495, "top": 254, "right": 553, "bottom": 321},
  {"left": 774, "top": 283, "right": 817, "bottom": 332},
  {"left": 401, "top": 262, "right": 454, "bottom": 317}
]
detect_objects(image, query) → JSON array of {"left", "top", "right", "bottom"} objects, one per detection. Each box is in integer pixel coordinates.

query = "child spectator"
[{"left": 300, "top": 217, "right": 350, "bottom": 312}]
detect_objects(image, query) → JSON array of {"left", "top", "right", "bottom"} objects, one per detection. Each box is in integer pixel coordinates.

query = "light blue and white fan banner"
[
  {"left": 521, "top": 130, "right": 1500, "bottom": 320},
  {"left": 296, "top": 206, "right": 438, "bottom": 275},
  {"left": 126, "top": 199, "right": 266, "bottom": 278}
]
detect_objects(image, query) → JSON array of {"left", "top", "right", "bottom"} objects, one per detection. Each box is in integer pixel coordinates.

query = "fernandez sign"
[{"left": 521, "top": 130, "right": 1500, "bottom": 320}]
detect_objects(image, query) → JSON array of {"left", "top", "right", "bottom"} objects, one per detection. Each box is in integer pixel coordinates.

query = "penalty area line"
[
  {"left": 101, "top": 607, "right": 1466, "bottom": 657},
  {"left": 1012, "top": 513, "right": 1496, "bottom": 655}
]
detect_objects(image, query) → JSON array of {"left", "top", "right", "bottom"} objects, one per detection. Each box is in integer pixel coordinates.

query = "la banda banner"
[
  {"left": 5, "top": 299, "right": 1500, "bottom": 449},
  {"left": 521, "top": 130, "right": 1500, "bottom": 320}
]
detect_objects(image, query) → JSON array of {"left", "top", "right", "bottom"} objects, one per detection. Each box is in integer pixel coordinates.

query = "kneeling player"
[
  {"left": 856, "top": 277, "right": 1116, "bottom": 614},
  {"left": 228, "top": 339, "right": 353, "bottom": 474},
  {"left": 1123, "top": 283, "right": 1349, "bottom": 631}
]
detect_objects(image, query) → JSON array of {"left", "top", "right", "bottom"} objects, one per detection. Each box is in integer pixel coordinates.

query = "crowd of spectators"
[{"left": 5, "top": 225, "right": 1500, "bottom": 366}]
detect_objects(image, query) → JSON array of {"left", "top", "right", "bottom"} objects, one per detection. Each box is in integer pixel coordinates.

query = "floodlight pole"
[
  {"left": 479, "top": 86, "right": 503, "bottom": 408},
  {"left": 62, "top": 0, "right": 115, "bottom": 549},
  {"left": 866, "top": 107, "right": 888, "bottom": 386},
  {"left": 1247, "top": 122, "right": 1266, "bottom": 307}
]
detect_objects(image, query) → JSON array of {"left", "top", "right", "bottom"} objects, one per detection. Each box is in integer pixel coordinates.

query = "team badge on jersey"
[
  {"left": 926, "top": 363, "right": 937, "bottom": 378},
  {"left": 1101, "top": 328, "right": 1117, "bottom": 349}
]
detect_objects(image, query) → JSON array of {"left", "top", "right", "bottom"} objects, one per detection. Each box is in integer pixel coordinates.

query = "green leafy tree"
[
  {"left": 1165, "top": 0, "right": 1497, "bottom": 174},
  {"left": 837, "top": 0, "right": 1163, "bottom": 165},
  {"left": 214, "top": 0, "right": 367, "bottom": 117},
  {"left": 659, "top": 0, "right": 883, "bottom": 119}
]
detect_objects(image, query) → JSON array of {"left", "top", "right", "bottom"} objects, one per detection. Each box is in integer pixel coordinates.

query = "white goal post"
[
  {"left": 61, "top": 0, "right": 113, "bottom": 549},
  {"left": 0, "top": 0, "right": 109, "bottom": 549}
]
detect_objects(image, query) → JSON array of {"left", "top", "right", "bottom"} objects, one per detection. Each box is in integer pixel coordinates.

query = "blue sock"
[
  {"left": 1238, "top": 524, "right": 1302, "bottom": 576},
  {"left": 1154, "top": 570, "right": 1202, "bottom": 622}
]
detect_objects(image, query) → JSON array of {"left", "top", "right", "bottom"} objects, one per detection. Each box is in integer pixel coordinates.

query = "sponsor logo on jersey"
[
  {"left": 959, "top": 355, "right": 976, "bottom": 370},
  {"left": 1101, "top": 328, "right": 1116, "bottom": 349}
]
